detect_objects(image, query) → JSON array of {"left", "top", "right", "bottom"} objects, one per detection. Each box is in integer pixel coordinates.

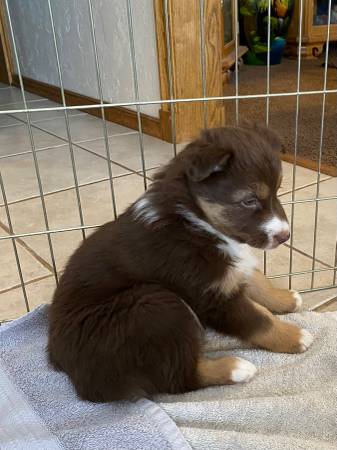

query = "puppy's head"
[{"left": 181, "top": 125, "right": 289, "bottom": 250}]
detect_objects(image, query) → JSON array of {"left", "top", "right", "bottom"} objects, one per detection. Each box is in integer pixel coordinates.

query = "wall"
[{"left": 7, "top": 0, "right": 161, "bottom": 117}]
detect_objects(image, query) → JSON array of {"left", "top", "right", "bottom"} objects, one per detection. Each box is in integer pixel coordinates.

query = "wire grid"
[{"left": 0, "top": 0, "right": 336, "bottom": 322}]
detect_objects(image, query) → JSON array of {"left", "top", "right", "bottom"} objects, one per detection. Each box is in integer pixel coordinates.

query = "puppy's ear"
[
  {"left": 185, "top": 147, "right": 232, "bottom": 182},
  {"left": 241, "top": 121, "right": 282, "bottom": 153}
]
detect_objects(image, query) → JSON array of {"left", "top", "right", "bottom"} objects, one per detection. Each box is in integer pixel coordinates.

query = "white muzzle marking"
[{"left": 262, "top": 216, "right": 289, "bottom": 249}]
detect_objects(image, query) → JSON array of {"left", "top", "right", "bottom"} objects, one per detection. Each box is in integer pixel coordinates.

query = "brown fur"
[
  {"left": 48, "top": 125, "right": 310, "bottom": 402},
  {"left": 249, "top": 303, "right": 306, "bottom": 353},
  {"left": 246, "top": 270, "right": 298, "bottom": 314}
]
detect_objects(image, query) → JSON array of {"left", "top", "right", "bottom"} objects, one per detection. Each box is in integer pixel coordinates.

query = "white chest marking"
[
  {"left": 178, "top": 206, "right": 257, "bottom": 295},
  {"left": 217, "top": 239, "right": 257, "bottom": 277}
]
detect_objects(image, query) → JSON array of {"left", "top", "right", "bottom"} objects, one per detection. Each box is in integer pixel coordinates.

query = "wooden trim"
[
  {"left": 221, "top": 0, "right": 236, "bottom": 58},
  {"left": 0, "top": 0, "right": 13, "bottom": 84},
  {"left": 154, "top": 0, "right": 224, "bottom": 142},
  {"left": 282, "top": 153, "right": 336, "bottom": 178},
  {"left": 153, "top": 0, "right": 172, "bottom": 141},
  {"left": 204, "top": 0, "right": 225, "bottom": 128},
  {"left": 12, "top": 75, "right": 162, "bottom": 139},
  {"left": 154, "top": 0, "right": 169, "bottom": 110}
]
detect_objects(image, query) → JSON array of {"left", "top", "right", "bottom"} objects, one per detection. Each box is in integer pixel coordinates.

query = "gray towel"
[
  {"left": 0, "top": 306, "right": 336, "bottom": 450},
  {"left": 0, "top": 306, "right": 190, "bottom": 450},
  {"left": 158, "top": 311, "right": 337, "bottom": 450}
]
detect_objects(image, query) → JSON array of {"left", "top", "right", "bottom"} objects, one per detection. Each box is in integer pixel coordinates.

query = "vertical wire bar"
[
  {"left": 163, "top": 0, "right": 177, "bottom": 157},
  {"left": 333, "top": 238, "right": 337, "bottom": 285},
  {"left": 265, "top": 0, "right": 271, "bottom": 125},
  {"left": 199, "top": 0, "right": 207, "bottom": 129},
  {"left": 310, "top": 0, "right": 332, "bottom": 288},
  {"left": 288, "top": 0, "right": 304, "bottom": 289},
  {"left": 87, "top": 0, "right": 117, "bottom": 218},
  {"left": 0, "top": 170, "right": 29, "bottom": 312},
  {"left": 234, "top": 0, "right": 239, "bottom": 125},
  {"left": 263, "top": 0, "right": 272, "bottom": 275},
  {"left": 47, "top": 0, "right": 86, "bottom": 240},
  {"left": 5, "top": 0, "right": 58, "bottom": 283},
  {"left": 125, "top": 0, "right": 147, "bottom": 190}
]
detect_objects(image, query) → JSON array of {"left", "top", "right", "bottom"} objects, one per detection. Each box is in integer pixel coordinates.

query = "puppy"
[{"left": 48, "top": 125, "right": 313, "bottom": 402}]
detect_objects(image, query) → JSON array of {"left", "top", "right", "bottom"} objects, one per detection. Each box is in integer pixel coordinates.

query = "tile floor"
[{"left": 0, "top": 85, "right": 336, "bottom": 321}]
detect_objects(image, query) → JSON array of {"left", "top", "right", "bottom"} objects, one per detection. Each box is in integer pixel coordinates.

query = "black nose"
[{"left": 275, "top": 230, "right": 290, "bottom": 244}]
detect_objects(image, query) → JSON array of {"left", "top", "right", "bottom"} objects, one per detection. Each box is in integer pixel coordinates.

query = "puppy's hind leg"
[{"left": 197, "top": 356, "right": 257, "bottom": 387}]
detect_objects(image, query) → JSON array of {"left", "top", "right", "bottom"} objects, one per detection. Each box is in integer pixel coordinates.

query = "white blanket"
[{"left": 0, "top": 306, "right": 336, "bottom": 450}]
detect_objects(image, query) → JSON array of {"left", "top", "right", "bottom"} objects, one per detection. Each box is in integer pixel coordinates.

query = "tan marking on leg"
[
  {"left": 246, "top": 270, "right": 301, "bottom": 314},
  {"left": 197, "top": 356, "right": 257, "bottom": 387},
  {"left": 249, "top": 302, "right": 313, "bottom": 353}
]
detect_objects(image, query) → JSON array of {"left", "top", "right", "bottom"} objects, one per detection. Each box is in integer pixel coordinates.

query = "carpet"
[{"left": 225, "top": 57, "right": 337, "bottom": 176}]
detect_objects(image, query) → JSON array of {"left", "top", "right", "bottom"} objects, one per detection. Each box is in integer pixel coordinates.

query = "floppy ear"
[
  {"left": 241, "top": 121, "right": 282, "bottom": 153},
  {"left": 185, "top": 147, "right": 233, "bottom": 182}
]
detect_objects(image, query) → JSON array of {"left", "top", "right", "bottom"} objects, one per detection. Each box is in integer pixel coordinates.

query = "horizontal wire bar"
[
  {"left": 280, "top": 196, "right": 337, "bottom": 205},
  {"left": 311, "top": 294, "right": 337, "bottom": 311},
  {"left": 0, "top": 273, "right": 54, "bottom": 296},
  {"left": 3, "top": 113, "right": 154, "bottom": 182},
  {"left": 1, "top": 218, "right": 336, "bottom": 281},
  {"left": 0, "top": 224, "right": 99, "bottom": 239},
  {"left": 4, "top": 289, "right": 334, "bottom": 324},
  {"left": 298, "top": 284, "right": 337, "bottom": 295},
  {"left": 0, "top": 129, "right": 139, "bottom": 160},
  {"left": 279, "top": 177, "right": 333, "bottom": 198},
  {"left": 0, "top": 112, "right": 86, "bottom": 129},
  {"left": 1, "top": 88, "right": 337, "bottom": 115},
  {"left": 0, "top": 166, "right": 156, "bottom": 207},
  {"left": 0, "top": 142, "right": 70, "bottom": 160},
  {"left": 268, "top": 265, "right": 337, "bottom": 279},
  {"left": 283, "top": 243, "right": 332, "bottom": 269},
  {"left": 0, "top": 98, "right": 46, "bottom": 109},
  {"left": 74, "top": 130, "right": 138, "bottom": 145}
]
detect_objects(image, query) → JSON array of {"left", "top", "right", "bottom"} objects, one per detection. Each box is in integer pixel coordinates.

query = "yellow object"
[{"left": 275, "top": 0, "right": 288, "bottom": 18}]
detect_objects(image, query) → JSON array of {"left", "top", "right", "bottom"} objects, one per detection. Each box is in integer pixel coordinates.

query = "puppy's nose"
[{"left": 275, "top": 230, "right": 290, "bottom": 244}]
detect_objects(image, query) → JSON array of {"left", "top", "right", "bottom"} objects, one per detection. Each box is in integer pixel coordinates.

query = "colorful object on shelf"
[{"left": 239, "top": 0, "right": 294, "bottom": 65}]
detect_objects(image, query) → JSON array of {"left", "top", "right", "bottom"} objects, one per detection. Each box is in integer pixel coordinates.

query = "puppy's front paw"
[
  {"left": 252, "top": 321, "right": 313, "bottom": 354},
  {"left": 298, "top": 328, "right": 313, "bottom": 352},
  {"left": 290, "top": 290, "right": 303, "bottom": 312},
  {"left": 270, "top": 288, "right": 303, "bottom": 313}
]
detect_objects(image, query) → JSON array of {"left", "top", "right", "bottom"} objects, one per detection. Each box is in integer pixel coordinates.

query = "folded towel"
[
  {"left": 158, "top": 311, "right": 337, "bottom": 450},
  {"left": 0, "top": 306, "right": 190, "bottom": 450},
  {"left": 0, "top": 306, "right": 336, "bottom": 450}
]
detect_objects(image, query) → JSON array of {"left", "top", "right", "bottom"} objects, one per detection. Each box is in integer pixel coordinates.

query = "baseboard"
[{"left": 12, "top": 75, "right": 163, "bottom": 140}]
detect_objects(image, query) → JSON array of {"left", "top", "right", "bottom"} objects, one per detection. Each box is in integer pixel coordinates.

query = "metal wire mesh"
[{"left": 0, "top": 0, "right": 336, "bottom": 322}]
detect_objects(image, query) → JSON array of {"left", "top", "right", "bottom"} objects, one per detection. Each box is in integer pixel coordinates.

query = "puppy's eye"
[{"left": 241, "top": 198, "right": 258, "bottom": 208}]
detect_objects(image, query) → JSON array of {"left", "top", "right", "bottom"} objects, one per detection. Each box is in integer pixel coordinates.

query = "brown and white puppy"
[{"left": 48, "top": 125, "right": 312, "bottom": 402}]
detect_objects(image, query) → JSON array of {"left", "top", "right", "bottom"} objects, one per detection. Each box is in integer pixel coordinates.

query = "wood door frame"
[
  {"left": 0, "top": 0, "right": 13, "bottom": 84},
  {"left": 222, "top": 0, "right": 236, "bottom": 58},
  {"left": 153, "top": 0, "right": 225, "bottom": 143}
]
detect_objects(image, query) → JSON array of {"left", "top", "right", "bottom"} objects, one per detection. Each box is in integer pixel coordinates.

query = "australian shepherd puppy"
[{"left": 48, "top": 124, "right": 313, "bottom": 402}]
